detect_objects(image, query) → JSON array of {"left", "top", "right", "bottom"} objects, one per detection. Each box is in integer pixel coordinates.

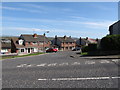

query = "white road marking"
[
  {"left": 36, "top": 63, "right": 46, "bottom": 67},
  {"left": 59, "top": 63, "right": 69, "bottom": 66},
  {"left": 111, "top": 77, "right": 120, "bottom": 79},
  {"left": 38, "top": 79, "right": 47, "bottom": 81},
  {"left": 26, "top": 64, "right": 35, "bottom": 67},
  {"left": 100, "top": 60, "right": 110, "bottom": 64},
  {"left": 71, "top": 62, "right": 80, "bottom": 65},
  {"left": 38, "top": 76, "right": 120, "bottom": 81},
  {"left": 48, "top": 63, "right": 57, "bottom": 66},
  {"left": 17, "top": 64, "right": 27, "bottom": 67},
  {"left": 85, "top": 61, "right": 95, "bottom": 64},
  {"left": 112, "top": 59, "right": 119, "bottom": 62}
]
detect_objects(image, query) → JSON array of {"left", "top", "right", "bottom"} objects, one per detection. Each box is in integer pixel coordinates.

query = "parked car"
[
  {"left": 72, "top": 47, "right": 81, "bottom": 51},
  {"left": 46, "top": 48, "right": 58, "bottom": 53}
]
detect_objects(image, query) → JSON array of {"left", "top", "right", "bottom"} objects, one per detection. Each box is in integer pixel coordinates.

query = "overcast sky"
[{"left": 2, "top": 2, "right": 118, "bottom": 38}]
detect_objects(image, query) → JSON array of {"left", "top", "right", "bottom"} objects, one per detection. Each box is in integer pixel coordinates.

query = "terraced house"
[
  {"left": 1, "top": 38, "right": 11, "bottom": 54},
  {"left": 11, "top": 34, "right": 50, "bottom": 55},
  {"left": 52, "top": 35, "right": 76, "bottom": 51}
]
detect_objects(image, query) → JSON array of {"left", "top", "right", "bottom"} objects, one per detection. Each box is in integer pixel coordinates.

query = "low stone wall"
[{"left": 88, "top": 50, "right": 120, "bottom": 56}]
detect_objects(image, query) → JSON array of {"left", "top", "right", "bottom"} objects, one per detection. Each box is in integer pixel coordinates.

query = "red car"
[{"left": 46, "top": 48, "right": 58, "bottom": 53}]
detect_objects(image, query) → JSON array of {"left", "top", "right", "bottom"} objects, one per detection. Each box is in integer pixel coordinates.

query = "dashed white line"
[
  {"left": 36, "top": 63, "right": 46, "bottom": 67},
  {"left": 59, "top": 63, "right": 69, "bottom": 66},
  {"left": 112, "top": 59, "right": 119, "bottom": 62},
  {"left": 100, "top": 60, "right": 110, "bottom": 64},
  {"left": 48, "top": 63, "right": 57, "bottom": 66},
  {"left": 85, "top": 61, "right": 95, "bottom": 64},
  {"left": 71, "top": 62, "right": 80, "bottom": 65},
  {"left": 38, "top": 76, "right": 120, "bottom": 81}
]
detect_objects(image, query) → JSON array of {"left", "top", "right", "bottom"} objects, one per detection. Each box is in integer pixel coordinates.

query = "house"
[
  {"left": 52, "top": 35, "right": 76, "bottom": 51},
  {"left": 0, "top": 39, "right": 11, "bottom": 54},
  {"left": 109, "top": 20, "right": 120, "bottom": 35},
  {"left": 11, "top": 34, "right": 50, "bottom": 54},
  {"left": 76, "top": 37, "right": 98, "bottom": 47}
]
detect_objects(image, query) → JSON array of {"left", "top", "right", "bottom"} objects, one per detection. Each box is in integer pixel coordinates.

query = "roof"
[
  {"left": 57, "top": 37, "right": 75, "bottom": 43},
  {"left": 110, "top": 20, "right": 120, "bottom": 26},
  {"left": 1, "top": 42, "right": 11, "bottom": 49},
  {"left": 11, "top": 37, "right": 25, "bottom": 48},
  {"left": 21, "top": 34, "right": 49, "bottom": 42}
]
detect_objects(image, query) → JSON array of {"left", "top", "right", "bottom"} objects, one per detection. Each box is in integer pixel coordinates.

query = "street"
[{"left": 2, "top": 51, "right": 120, "bottom": 88}]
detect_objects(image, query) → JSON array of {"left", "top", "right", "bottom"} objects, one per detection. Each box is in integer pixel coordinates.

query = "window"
[
  {"left": 39, "top": 42, "right": 43, "bottom": 45},
  {"left": 33, "top": 42, "right": 37, "bottom": 45},
  {"left": 66, "top": 47, "right": 68, "bottom": 49},
  {"left": 70, "top": 47, "right": 72, "bottom": 49},
  {"left": 21, "top": 49, "right": 24, "bottom": 52}
]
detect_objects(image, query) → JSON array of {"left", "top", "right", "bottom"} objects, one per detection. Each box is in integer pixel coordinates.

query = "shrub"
[
  {"left": 100, "top": 35, "right": 120, "bottom": 51},
  {"left": 88, "top": 44, "right": 97, "bottom": 51},
  {"left": 82, "top": 46, "right": 89, "bottom": 52}
]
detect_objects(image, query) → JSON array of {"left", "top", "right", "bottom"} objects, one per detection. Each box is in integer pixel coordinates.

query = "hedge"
[{"left": 100, "top": 35, "right": 120, "bottom": 51}]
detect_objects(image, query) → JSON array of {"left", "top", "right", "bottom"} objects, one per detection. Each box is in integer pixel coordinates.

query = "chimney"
[
  {"left": 55, "top": 35, "right": 57, "bottom": 45},
  {"left": 64, "top": 35, "right": 67, "bottom": 40},
  {"left": 96, "top": 38, "right": 98, "bottom": 42},
  {"left": 55, "top": 35, "right": 57, "bottom": 39},
  {"left": 43, "top": 33, "right": 45, "bottom": 36},
  {"left": 86, "top": 37, "right": 88, "bottom": 40},
  {"left": 79, "top": 37, "right": 82, "bottom": 45},
  {"left": 33, "top": 33, "right": 37, "bottom": 38}
]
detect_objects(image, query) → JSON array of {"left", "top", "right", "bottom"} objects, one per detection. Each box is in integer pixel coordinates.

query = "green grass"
[
  {"left": 1, "top": 52, "right": 45, "bottom": 60},
  {"left": 80, "top": 52, "right": 88, "bottom": 56}
]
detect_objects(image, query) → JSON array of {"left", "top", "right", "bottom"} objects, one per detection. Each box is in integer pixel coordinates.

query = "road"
[{"left": 2, "top": 51, "right": 120, "bottom": 88}]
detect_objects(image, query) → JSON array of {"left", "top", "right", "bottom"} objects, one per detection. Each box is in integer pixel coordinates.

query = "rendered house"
[
  {"left": 11, "top": 34, "right": 50, "bottom": 54},
  {"left": 0, "top": 39, "right": 11, "bottom": 54},
  {"left": 52, "top": 35, "right": 76, "bottom": 51},
  {"left": 109, "top": 20, "right": 120, "bottom": 35}
]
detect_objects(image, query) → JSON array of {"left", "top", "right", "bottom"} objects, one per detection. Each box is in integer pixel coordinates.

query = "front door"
[{"left": 28, "top": 48, "right": 31, "bottom": 53}]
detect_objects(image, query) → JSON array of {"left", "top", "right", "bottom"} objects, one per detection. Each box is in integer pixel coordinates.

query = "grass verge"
[
  {"left": 80, "top": 52, "right": 88, "bottom": 56},
  {"left": 1, "top": 52, "right": 45, "bottom": 60}
]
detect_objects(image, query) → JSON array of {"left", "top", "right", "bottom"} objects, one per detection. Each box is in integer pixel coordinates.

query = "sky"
[{"left": 2, "top": 2, "right": 118, "bottom": 38}]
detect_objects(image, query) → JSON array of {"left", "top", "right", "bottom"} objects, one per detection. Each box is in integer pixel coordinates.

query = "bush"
[
  {"left": 88, "top": 44, "right": 97, "bottom": 51},
  {"left": 101, "top": 35, "right": 120, "bottom": 51},
  {"left": 82, "top": 46, "right": 89, "bottom": 52}
]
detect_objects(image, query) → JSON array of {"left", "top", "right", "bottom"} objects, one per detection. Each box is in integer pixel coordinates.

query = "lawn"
[{"left": 1, "top": 52, "right": 45, "bottom": 60}]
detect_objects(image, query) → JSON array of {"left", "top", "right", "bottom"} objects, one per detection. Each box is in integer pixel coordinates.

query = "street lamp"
[{"left": 43, "top": 31, "right": 49, "bottom": 52}]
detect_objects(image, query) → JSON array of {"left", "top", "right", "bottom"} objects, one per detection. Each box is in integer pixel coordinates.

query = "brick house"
[
  {"left": 52, "top": 35, "right": 76, "bottom": 51},
  {"left": 1, "top": 39, "right": 11, "bottom": 54},
  {"left": 11, "top": 34, "right": 50, "bottom": 54},
  {"left": 109, "top": 20, "right": 120, "bottom": 35}
]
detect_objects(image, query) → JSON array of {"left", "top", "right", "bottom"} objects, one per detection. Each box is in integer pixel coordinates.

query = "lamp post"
[{"left": 43, "top": 31, "right": 49, "bottom": 52}]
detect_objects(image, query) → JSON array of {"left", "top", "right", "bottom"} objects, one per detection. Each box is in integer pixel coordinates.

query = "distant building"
[
  {"left": 52, "top": 35, "right": 76, "bottom": 51},
  {"left": 109, "top": 20, "right": 120, "bottom": 35},
  {"left": 0, "top": 39, "right": 11, "bottom": 54},
  {"left": 11, "top": 34, "right": 50, "bottom": 55},
  {"left": 76, "top": 37, "right": 98, "bottom": 47}
]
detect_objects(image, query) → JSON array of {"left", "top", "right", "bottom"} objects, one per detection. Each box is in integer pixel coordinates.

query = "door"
[{"left": 28, "top": 48, "right": 31, "bottom": 53}]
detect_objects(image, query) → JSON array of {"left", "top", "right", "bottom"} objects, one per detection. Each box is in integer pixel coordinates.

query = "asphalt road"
[{"left": 2, "top": 51, "right": 120, "bottom": 88}]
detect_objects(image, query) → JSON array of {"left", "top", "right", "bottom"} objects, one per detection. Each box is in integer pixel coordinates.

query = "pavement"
[{"left": 2, "top": 51, "right": 120, "bottom": 88}]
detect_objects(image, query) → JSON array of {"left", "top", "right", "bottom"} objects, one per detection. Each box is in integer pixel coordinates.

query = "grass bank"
[{"left": 1, "top": 52, "right": 45, "bottom": 60}]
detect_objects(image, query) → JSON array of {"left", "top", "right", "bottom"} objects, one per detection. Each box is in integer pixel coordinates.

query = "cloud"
[
  {"left": 22, "top": 3, "right": 73, "bottom": 13},
  {"left": 3, "top": 15, "right": 115, "bottom": 31},
  {"left": 2, "top": 6, "right": 46, "bottom": 14},
  {"left": 3, "top": 27, "right": 50, "bottom": 32},
  {"left": 2, "top": 26, "right": 108, "bottom": 38}
]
